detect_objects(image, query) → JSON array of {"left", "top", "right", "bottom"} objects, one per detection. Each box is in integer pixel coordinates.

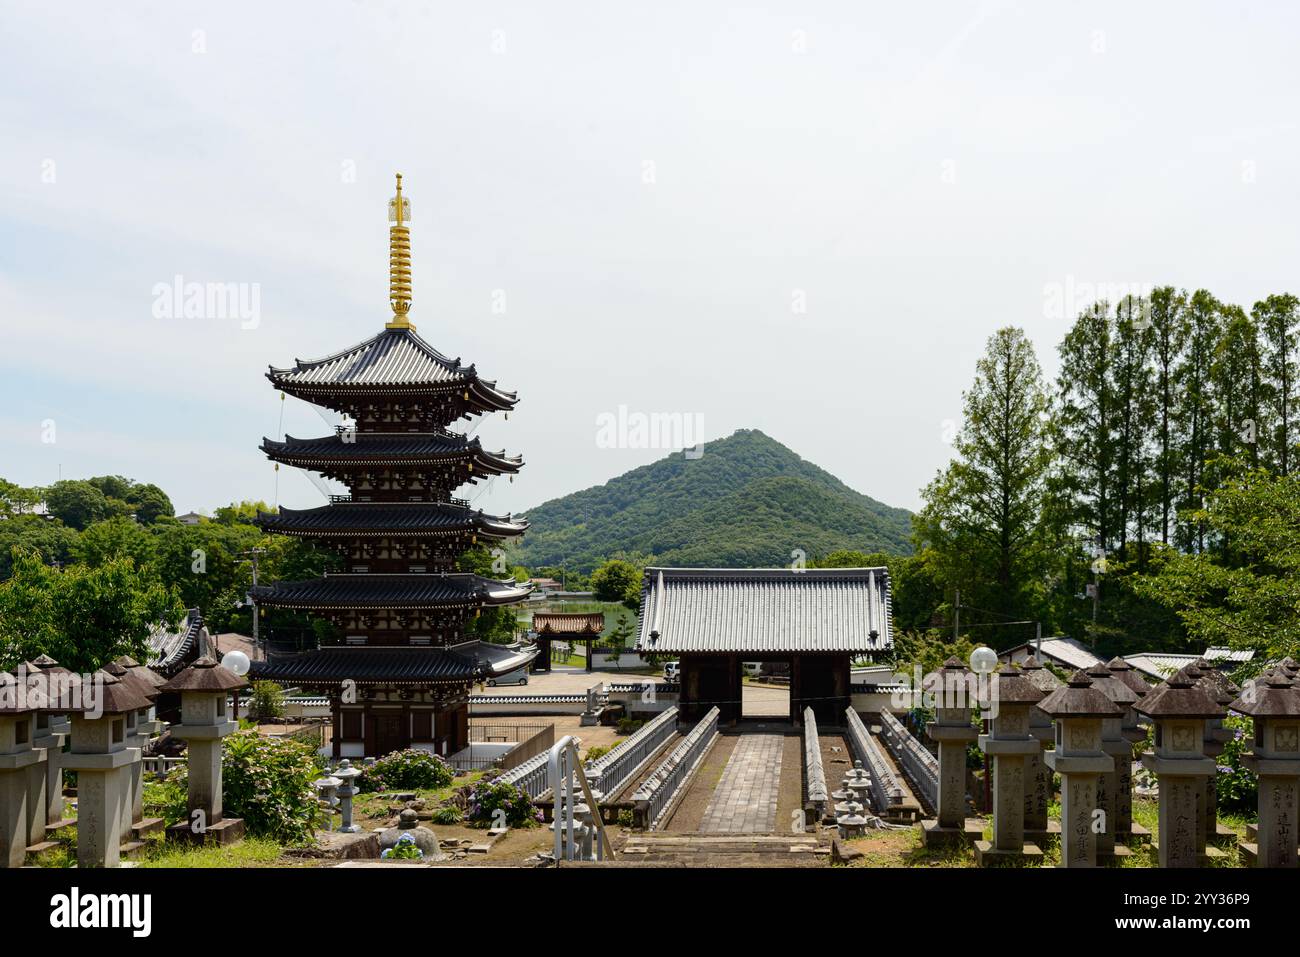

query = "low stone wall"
[
  {"left": 844, "top": 706, "right": 910, "bottom": 820},
  {"left": 803, "top": 706, "right": 829, "bottom": 819},
  {"left": 632, "top": 707, "right": 720, "bottom": 830},
  {"left": 878, "top": 710, "right": 939, "bottom": 815},
  {"left": 468, "top": 694, "right": 587, "bottom": 716},
  {"left": 585, "top": 706, "right": 679, "bottom": 802}
]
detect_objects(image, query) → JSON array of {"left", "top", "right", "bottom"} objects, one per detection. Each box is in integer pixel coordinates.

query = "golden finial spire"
[{"left": 386, "top": 172, "right": 414, "bottom": 330}]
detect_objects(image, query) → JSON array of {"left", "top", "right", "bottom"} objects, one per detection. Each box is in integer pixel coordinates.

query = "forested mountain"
[{"left": 515, "top": 429, "right": 913, "bottom": 571}]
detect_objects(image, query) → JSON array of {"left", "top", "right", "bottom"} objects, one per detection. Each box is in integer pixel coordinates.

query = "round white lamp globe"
[
  {"left": 221, "top": 650, "right": 251, "bottom": 677},
  {"left": 969, "top": 646, "right": 998, "bottom": 675}
]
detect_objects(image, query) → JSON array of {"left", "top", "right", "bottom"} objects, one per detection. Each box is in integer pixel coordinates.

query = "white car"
[
  {"left": 663, "top": 661, "right": 680, "bottom": 681},
  {"left": 487, "top": 666, "right": 529, "bottom": 687}
]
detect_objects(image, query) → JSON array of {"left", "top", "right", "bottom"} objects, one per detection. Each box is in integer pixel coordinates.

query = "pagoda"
[{"left": 250, "top": 174, "right": 535, "bottom": 760}]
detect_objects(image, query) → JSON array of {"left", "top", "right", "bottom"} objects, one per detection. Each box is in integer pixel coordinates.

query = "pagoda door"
[{"left": 373, "top": 713, "right": 404, "bottom": 758}]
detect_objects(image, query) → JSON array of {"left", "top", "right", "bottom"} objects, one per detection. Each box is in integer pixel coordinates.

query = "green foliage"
[
  {"left": 143, "top": 771, "right": 189, "bottom": 827},
  {"left": 1132, "top": 463, "right": 1300, "bottom": 662},
  {"left": 515, "top": 429, "right": 912, "bottom": 572},
  {"left": 249, "top": 681, "right": 286, "bottom": 721},
  {"left": 382, "top": 833, "right": 424, "bottom": 859},
  {"left": 466, "top": 778, "right": 540, "bottom": 828},
  {"left": 590, "top": 559, "right": 642, "bottom": 610},
  {"left": 1215, "top": 716, "right": 1257, "bottom": 814},
  {"left": 0, "top": 516, "right": 79, "bottom": 579},
  {"left": 0, "top": 548, "right": 183, "bottom": 670},
  {"left": 430, "top": 805, "right": 463, "bottom": 825},
  {"left": 358, "top": 749, "right": 455, "bottom": 793},
  {"left": 218, "top": 733, "right": 320, "bottom": 845}
]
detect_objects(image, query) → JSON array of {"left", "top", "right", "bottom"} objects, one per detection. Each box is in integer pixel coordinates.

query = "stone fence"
[
  {"left": 803, "top": 706, "right": 829, "bottom": 818},
  {"left": 845, "top": 706, "right": 909, "bottom": 819},
  {"left": 632, "top": 707, "right": 721, "bottom": 830},
  {"left": 585, "top": 706, "right": 679, "bottom": 801},
  {"left": 878, "top": 709, "right": 939, "bottom": 815},
  {"left": 498, "top": 749, "right": 553, "bottom": 800}
]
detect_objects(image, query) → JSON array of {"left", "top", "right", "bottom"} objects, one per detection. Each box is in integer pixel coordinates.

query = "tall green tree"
[
  {"left": 915, "top": 327, "right": 1055, "bottom": 636},
  {"left": 1175, "top": 290, "right": 1225, "bottom": 551},
  {"left": 1111, "top": 296, "right": 1156, "bottom": 565},
  {"left": 1255, "top": 293, "right": 1299, "bottom": 475},
  {"left": 1148, "top": 287, "right": 1188, "bottom": 545}
]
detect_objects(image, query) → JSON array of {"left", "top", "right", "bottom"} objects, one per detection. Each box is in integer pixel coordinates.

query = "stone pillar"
[
  {"left": 922, "top": 657, "right": 980, "bottom": 849},
  {"left": 113, "top": 656, "right": 167, "bottom": 837},
  {"left": 1085, "top": 663, "right": 1139, "bottom": 863},
  {"left": 1106, "top": 656, "right": 1151, "bottom": 845},
  {"left": 62, "top": 671, "right": 152, "bottom": 868},
  {"left": 1192, "top": 659, "right": 1240, "bottom": 853},
  {"left": 159, "top": 656, "right": 248, "bottom": 845},
  {"left": 1231, "top": 669, "right": 1300, "bottom": 867},
  {"left": 1018, "top": 655, "right": 1062, "bottom": 846},
  {"left": 975, "top": 665, "right": 1045, "bottom": 865},
  {"left": 0, "top": 687, "right": 40, "bottom": 868},
  {"left": 333, "top": 759, "right": 361, "bottom": 833},
  {"left": 22, "top": 655, "right": 75, "bottom": 833},
  {"left": 1134, "top": 666, "right": 1225, "bottom": 868},
  {"left": 1039, "top": 670, "right": 1122, "bottom": 868}
]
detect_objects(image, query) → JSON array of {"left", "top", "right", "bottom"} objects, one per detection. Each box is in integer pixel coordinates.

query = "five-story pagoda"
[{"left": 250, "top": 174, "right": 535, "bottom": 760}]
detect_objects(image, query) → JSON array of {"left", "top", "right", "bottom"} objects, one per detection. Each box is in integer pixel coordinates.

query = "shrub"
[
  {"left": 381, "top": 833, "right": 424, "bottom": 860},
  {"left": 249, "top": 681, "right": 286, "bottom": 721},
  {"left": 616, "top": 717, "right": 643, "bottom": 735},
  {"left": 143, "top": 772, "right": 188, "bottom": 827},
  {"left": 430, "top": 805, "right": 463, "bottom": 825},
  {"left": 164, "top": 732, "right": 321, "bottom": 845},
  {"left": 465, "top": 779, "right": 541, "bottom": 829},
  {"left": 358, "top": 749, "right": 454, "bottom": 794},
  {"left": 1216, "top": 715, "right": 1257, "bottom": 813}
]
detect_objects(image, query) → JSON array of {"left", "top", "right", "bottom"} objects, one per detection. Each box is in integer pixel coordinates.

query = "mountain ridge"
[{"left": 513, "top": 429, "right": 912, "bottom": 571}]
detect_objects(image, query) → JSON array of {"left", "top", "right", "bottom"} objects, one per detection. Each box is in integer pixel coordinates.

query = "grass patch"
[{"left": 135, "top": 836, "right": 285, "bottom": 868}]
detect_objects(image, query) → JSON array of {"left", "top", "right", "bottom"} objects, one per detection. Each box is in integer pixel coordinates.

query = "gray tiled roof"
[
  {"left": 146, "top": 608, "right": 204, "bottom": 674},
  {"left": 252, "top": 573, "right": 533, "bottom": 610},
  {"left": 256, "top": 502, "right": 527, "bottom": 538},
  {"left": 251, "top": 640, "right": 536, "bottom": 685},
  {"left": 634, "top": 567, "right": 892, "bottom": 655},
  {"left": 266, "top": 327, "right": 517, "bottom": 410},
  {"left": 260, "top": 433, "right": 522, "bottom": 472}
]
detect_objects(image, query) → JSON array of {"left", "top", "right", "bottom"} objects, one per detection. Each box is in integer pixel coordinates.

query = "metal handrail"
[{"left": 548, "top": 735, "right": 613, "bottom": 862}]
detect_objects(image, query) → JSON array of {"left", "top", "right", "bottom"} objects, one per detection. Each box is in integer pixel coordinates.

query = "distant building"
[
  {"left": 176, "top": 511, "right": 204, "bottom": 525},
  {"left": 529, "top": 577, "right": 563, "bottom": 593},
  {"left": 1123, "top": 647, "right": 1255, "bottom": 682},
  {"left": 999, "top": 636, "right": 1102, "bottom": 672}
]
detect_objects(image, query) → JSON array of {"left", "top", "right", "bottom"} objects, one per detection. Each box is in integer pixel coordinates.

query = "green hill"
[{"left": 515, "top": 429, "right": 912, "bottom": 571}]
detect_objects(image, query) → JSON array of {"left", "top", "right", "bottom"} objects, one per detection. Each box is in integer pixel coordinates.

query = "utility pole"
[
  {"left": 1035, "top": 620, "right": 1042, "bottom": 656},
  {"left": 240, "top": 547, "right": 266, "bottom": 657},
  {"left": 953, "top": 589, "right": 960, "bottom": 643}
]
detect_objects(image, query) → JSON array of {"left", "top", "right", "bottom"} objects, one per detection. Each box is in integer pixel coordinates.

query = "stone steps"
[{"left": 132, "top": 817, "right": 166, "bottom": 838}]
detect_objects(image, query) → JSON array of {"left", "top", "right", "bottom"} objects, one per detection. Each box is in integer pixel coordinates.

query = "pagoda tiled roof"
[
  {"left": 249, "top": 640, "right": 537, "bottom": 686},
  {"left": 251, "top": 573, "right": 533, "bottom": 610},
  {"left": 532, "top": 612, "right": 606, "bottom": 636},
  {"left": 266, "top": 327, "right": 516, "bottom": 410},
  {"left": 256, "top": 501, "right": 527, "bottom": 538},
  {"left": 260, "top": 432, "right": 522, "bottom": 473}
]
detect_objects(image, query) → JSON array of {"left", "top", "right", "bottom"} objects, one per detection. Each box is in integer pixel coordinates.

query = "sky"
[{"left": 2, "top": 1, "right": 1299, "bottom": 519}]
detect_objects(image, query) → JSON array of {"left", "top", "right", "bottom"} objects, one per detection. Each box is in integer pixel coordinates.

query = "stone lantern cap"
[
  {"left": 940, "top": 655, "right": 972, "bottom": 676},
  {"left": 1278, "top": 657, "right": 1298, "bottom": 677},
  {"left": 0, "top": 671, "right": 36, "bottom": 715},
  {"left": 101, "top": 660, "right": 160, "bottom": 702},
  {"left": 1105, "top": 656, "right": 1150, "bottom": 697},
  {"left": 1229, "top": 669, "right": 1300, "bottom": 718},
  {"left": 158, "top": 655, "right": 249, "bottom": 694},
  {"left": 1017, "top": 654, "right": 1064, "bottom": 693},
  {"left": 1133, "top": 666, "right": 1226, "bottom": 720},
  {"left": 1036, "top": 669, "right": 1123, "bottom": 719},
  {"left": 1085, "top": 663, "right": 1138, "bottom": 706},
  {"left": 1193, "top": 659, "right": 1240, "bottom": 706},
  {"left": 115, "top": 655, "right": 169, "bottom": 690},
  {"left": 991, "top": 663, "right": 1046, "bottom": 705},
  {"left": 87, "top": 670, "right": 155, "bottom": 715}
]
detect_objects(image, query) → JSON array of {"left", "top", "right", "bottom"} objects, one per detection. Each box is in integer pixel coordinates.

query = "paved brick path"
[{"left": 698, "top": 734, "right": 783, "bottom": 834}]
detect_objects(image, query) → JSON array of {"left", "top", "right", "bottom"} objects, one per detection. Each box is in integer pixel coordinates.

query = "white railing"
[
  {"left": 632, "top": 707, "right": 720, "bottom": 830},
  {"left": 803, "top": 707, "right": 829, "bottom": 814},
  {"left": 585, "top": 706, "right": 679, "bottom": 801},
  {"left": 498, "top": 750, "right": 551, "bottom": 800},
  {"left": 878, "top": 709, "right": 939, "bottom": 814},
  {"left": 549, "top": 736, "right": 613, "bottom": 862},
  {"left": 844, "top": 706, "right": 906, "bottom": 814}
]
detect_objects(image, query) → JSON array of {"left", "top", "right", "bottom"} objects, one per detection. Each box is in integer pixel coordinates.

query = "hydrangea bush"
[
  {"left": 358, "top": 749, "right": 455, "bottom": 793},
  {"left": 465, "top": 779, "right": 542, "bottom": 828},
  {"left": 1215, "top": 715, "right": 1257, "bottom": 813}
]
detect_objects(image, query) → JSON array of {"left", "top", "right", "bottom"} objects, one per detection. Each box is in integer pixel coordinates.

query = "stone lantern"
[
  {"left": 332, "top": 759, "right": 362, "bottom": 833},
  {"left": 1083, "top": 663, "right": 1139, "bottom": 862},
  {"left": 102, "top": 659, "right": 162, "bottom": 843},
  {"left": 975, "top": 664, "right": 1045, "bottom": 865},
  {"left": 922, "top": 657, "right": 982, "bottom": 849},
  {"left": 1105, "top": 656, "right": 1151, "bottom": 845},
  {"left": 0, "top": 670, "right": 41, "bottom": 868},
  {"left": 1038, "top": 669, "right": 1122, "bottom": 867},
  {"left": 1230, "top": 669, "right": 1300, "bottom": 867},
  {"left": 22, "top": 655, "right": 76, "bottom": 846},
  {"left": 158, "top": 656, "right": 248, "bottom": 845},
  {"left": 1133, "top": 665, "right": 1226, "bottom": 868},
  {"left": 62, "top": 670, "right": 154, "bottom": 868},
  {"left": 1192, "top": 659, "right": 1241, "bottom": 851},
  {"left": 1017, "top": 655, "right": 1063, "bottom": 846}
]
